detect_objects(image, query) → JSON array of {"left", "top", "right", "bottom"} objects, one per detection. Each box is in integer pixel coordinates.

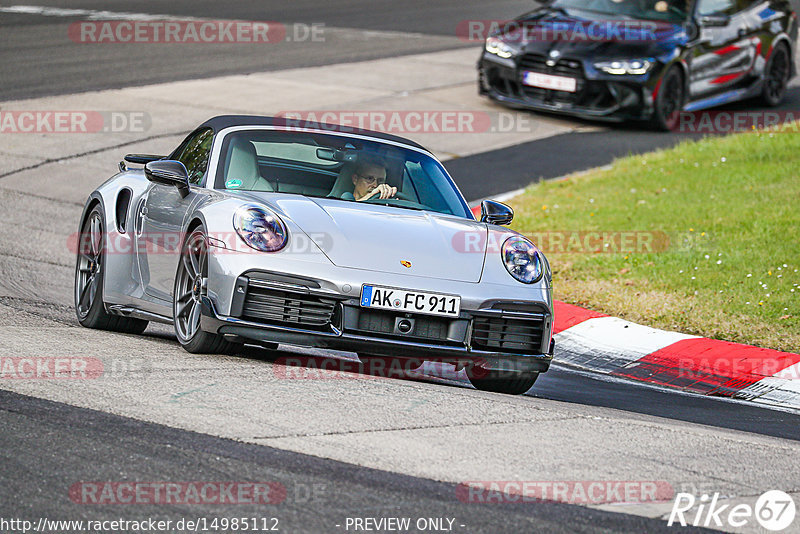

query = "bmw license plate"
[
  {"left": 522, "top": 71, "right": 577, "bottom": 92},
  {"left": 360, "top": 285, "right": 461, "bottom": 318}
]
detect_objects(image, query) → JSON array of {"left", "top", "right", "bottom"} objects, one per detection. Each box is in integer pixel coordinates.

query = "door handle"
[{"left": 135, "top": 201, "right": 147, "bottom": 236}]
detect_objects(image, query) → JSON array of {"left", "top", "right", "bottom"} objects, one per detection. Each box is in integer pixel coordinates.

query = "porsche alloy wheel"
[
  {"left": 173, "top": 226, "right": 230, "bottom": 353},
  {"left": 74, "top": 205, "right": 148, "bottom": 333}
]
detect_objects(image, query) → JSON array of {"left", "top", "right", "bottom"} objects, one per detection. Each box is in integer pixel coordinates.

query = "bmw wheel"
[
  {"left": 761, "top": 43, "right": 790, "bottom": 106},
  {"left": 650, "top": 66, "right": 684, "bottom": 131}
]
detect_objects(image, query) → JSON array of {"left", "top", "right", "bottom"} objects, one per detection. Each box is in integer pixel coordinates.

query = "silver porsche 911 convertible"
[{"left": 74, "top": 115, "right": 554, "bottom": 394}]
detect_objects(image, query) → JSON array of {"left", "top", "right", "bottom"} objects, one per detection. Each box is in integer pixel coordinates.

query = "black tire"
[
  {"left": 650, "top": 66, "right": 685, "bottom": 131},
  {"left": 466, "top": 366, "right": 538, "bottom": 395},
  {"left": 173, "top": 226, "right": 231, "bottom": 354},
  {"left": 761, "top": 42, "right": 791, "bottom": 107},
  {"left": 74, "top": 205, "right": 148, "bottom": 334}
]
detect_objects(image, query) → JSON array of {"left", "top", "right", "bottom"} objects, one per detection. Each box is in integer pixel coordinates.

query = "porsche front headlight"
[
  {"left": 233, "top": 205, "right": 288, "bottom": 252},
  {"left": 502, "top": 236, "right": 544, "bottom": 284}
]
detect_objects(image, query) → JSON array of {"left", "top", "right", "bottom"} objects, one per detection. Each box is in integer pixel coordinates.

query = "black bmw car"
[{"left": 478, "top": 0, "right": 798, "bottom": 129}]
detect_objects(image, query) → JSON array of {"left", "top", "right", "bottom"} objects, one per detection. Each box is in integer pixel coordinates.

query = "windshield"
[
  {"left": 214, "top": 130, "right": 472, "bottom": 218},
  {"left": 549, "top": 0, "right": 692, "bottom": 22}
]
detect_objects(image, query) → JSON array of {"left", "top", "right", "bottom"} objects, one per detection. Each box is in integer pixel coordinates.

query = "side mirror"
[
  {"left": 480, "top": 200, "right": 514, "bottom": 225},
  {"left": 144, "top": 160, "right": 190, "bottom": 197},
  {"left": 699, "top": 14, "right": 730, "bottom": 27},
  {"left": 686, "top": 20, "right": 700, "bottom": 41}
]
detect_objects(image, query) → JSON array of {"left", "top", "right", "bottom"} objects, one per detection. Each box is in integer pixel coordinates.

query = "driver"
[
  {"left": 653, "top": 0, "right": 686, "bottom": 13},
  {"left": 342, "top": 157, "right": 398, "bottom": 201}
]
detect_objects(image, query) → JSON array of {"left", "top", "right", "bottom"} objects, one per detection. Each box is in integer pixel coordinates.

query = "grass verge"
[{"left": 508, "top": 128, "right": 800, "bottom": 352}]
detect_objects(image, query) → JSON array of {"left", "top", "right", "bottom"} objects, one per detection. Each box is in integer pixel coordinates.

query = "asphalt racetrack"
[{"left": 1, "top": 2, "right": 800, "bottom": 533}]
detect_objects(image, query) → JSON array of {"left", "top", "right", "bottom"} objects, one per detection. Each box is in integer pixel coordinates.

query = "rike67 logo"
[{"left": 668, "top": 490, "right": 796, "bottom": 531}]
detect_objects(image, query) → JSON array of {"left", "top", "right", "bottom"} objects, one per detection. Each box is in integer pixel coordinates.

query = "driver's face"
[{"left": 352, "top": 164, "right": 387, "bottom": 198}]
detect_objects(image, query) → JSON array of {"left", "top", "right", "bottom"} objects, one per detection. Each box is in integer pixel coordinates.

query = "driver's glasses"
[{"left": 357, "top": 174, "right": 385, "bottom": 185}]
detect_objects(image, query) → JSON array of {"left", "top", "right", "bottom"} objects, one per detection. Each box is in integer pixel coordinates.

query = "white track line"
[{"left": 0, "top": 5, "right": 201, "bottom": 20}]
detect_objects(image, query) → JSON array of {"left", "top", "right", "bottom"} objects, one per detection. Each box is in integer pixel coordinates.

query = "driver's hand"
[{"left": 363, "top": 183, "right": 397, "bottom": 200}]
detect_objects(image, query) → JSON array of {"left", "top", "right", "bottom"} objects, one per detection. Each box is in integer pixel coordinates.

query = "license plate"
[
  {"left": 360, "top": 285, "right": 461, "bottom": 318},
  {"left": 522, "top": 71, "right": 577, "bottom": 92}
]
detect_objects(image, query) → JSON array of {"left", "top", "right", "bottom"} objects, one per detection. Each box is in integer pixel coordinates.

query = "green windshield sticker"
[{"left": 226, "top": 179, "right": 243, "bottom": 189}]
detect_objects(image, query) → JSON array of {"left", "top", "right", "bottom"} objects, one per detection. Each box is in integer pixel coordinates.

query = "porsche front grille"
[
  {"left": 242, "top": 287, "right": 337, "bottom": 331},
  {"left": 471, "top": 315, "right": 546, "bottom": 355},
  {"left": 353, "top": 309, "right": 450, "bottom": 341}
]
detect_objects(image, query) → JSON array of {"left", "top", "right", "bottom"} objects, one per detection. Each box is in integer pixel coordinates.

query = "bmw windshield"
[{"left": 547, "top": 0, "right": 693, "bottom": 22}]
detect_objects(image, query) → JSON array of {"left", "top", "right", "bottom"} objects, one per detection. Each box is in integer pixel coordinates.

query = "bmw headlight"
[
  {"left": 233, "top": 205, "right": 288, "bottom": 252},
  {"left": 485, "top": 36, "right": 516, "bottom": 59},
  {"left": 502, "top": 236, "right": 543, "bottom": 284},
  {"left": 594, "top": 59, "right": 653, "bottom": 75}
]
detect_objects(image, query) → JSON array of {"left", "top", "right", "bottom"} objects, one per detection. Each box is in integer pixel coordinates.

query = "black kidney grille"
[
  {"left": 517, "top": 54, "right": 585, "bottom": 103},
  {"left": 242, "top": 287, "right": 336, "bottom": 330},
  {"left": 518, "top": 54, "right": 584, "bottom": 77},
  {"left": 471, "top": 316, "right": 545, "bottom": 354},
  {"left": 517, "top": 53, "right": 548, "bottom": 71}
]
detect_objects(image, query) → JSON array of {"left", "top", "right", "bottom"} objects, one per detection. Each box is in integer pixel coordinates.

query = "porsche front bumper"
[{"left": 199, "top": 271, "right": 554, "bottom": 374}]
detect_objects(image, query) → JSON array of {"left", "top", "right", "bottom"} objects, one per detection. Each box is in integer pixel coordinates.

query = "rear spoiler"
[{"left": 124, "top": 154, "right": 164, "bottom": 164}]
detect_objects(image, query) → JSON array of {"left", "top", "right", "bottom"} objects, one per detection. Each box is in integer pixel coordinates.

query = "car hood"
[
  {"left": 504, "top": 8, "right": 688, "bottom": 60},
  {"left": 235, "top": 193, "right": 488, "bottom": 283}
]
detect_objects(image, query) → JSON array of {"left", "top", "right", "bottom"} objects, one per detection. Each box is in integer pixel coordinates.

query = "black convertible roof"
[{"left": 198, "top": 115, "right": 426, "bottom": 150}]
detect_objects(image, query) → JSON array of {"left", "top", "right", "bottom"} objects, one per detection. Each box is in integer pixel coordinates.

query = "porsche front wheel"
[
  {"left": 173, "top": 226, "right": 231, "bottom": 354},
  {"left": 467, "top": 366, "right": 538, "bottom": 395}
]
